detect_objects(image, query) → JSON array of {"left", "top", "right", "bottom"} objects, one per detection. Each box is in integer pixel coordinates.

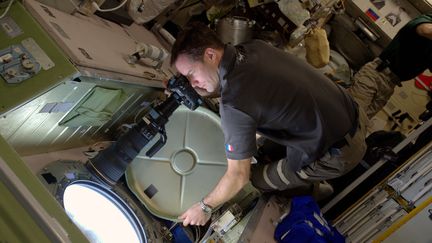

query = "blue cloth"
[{"left": 274, "top": 196, "right": 345, "bottom": 243}]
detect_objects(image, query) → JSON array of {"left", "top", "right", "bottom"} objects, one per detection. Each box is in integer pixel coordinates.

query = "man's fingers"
[
  {"left": 179, "top": 213, "right": 190, "bottom": 226},
  {"left": 182, "top": 219, "right": 189, "bottom": 227}
]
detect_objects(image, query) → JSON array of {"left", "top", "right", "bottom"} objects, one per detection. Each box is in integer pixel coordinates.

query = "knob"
[{"left": 22, "top": 59, "right": 34, "bottom": 70}]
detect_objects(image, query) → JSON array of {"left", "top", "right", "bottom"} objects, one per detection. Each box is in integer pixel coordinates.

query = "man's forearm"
[{"left": 203, "top": 158, "right": 251, "bottom": 208}]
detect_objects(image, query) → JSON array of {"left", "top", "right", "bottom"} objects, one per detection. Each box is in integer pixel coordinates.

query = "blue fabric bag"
[{"left": 274, "top": 195, "right": 345, "bottom": 243}]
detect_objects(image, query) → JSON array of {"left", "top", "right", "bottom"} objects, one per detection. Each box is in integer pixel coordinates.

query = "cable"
[
  {"left": 92, "top": 0, "right": 128, "bottom": 12},
  {"left": 199, "top": 226, "right": 213, "bottom": 243},
  {"left": 193, "top": 225, "right": 201, "bottom": 243},
  {"left": 0, "top": 0, "right": 14, "bottom": 19}
]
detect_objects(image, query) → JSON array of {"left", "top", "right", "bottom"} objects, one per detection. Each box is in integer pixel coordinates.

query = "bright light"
[{"left": 63, "top": 183, "right": 142, "bottom": 243}]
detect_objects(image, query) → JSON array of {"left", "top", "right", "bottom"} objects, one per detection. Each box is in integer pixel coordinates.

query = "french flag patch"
[{"left": 225, "top": 144, "right": 234, "bottom": 152}]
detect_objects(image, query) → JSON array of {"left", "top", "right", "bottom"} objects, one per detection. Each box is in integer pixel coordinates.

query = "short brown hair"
[{"left": 170, "top": 22, "right": 224, "bottom": 65}]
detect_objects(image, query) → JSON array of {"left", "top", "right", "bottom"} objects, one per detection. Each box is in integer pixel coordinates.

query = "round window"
[{"left": 63, "top": 181, "right": 146, "bottom": 243}]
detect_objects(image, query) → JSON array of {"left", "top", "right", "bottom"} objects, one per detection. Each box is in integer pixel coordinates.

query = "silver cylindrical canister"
[{"left": 216, "top": 16, "right": 255, "bottom": 45}]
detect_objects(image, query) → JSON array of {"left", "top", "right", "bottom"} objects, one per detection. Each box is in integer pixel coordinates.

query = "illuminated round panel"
[
  {"left": 126, "top": 105, "right": 227, "bottom": 220},
  {"left": 37, "top": 161, "right": 162, "bottom": 242},
  {"left": 63, "top": 181, "right": 143, "bottom": 243}
]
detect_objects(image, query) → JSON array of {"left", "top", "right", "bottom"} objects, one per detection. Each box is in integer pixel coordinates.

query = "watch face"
[{"left": 200, "top": 200, "right": 212, "bottom": 213}]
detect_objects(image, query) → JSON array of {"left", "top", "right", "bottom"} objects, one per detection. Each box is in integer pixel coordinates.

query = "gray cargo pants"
[
  {"left": 348, "top": 57, "right": 399, "bottom": 119},
  {"left": 251, "top": 108, "right": 368, "bottom": 191}
]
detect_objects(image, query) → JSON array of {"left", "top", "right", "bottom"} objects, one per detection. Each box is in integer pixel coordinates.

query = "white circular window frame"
[{"left": 63, "top": 180, "right": 146, "bottom": 243}]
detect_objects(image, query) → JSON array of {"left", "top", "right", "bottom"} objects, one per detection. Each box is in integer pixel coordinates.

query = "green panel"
[
  {"left": 0, "top": 181, "right": 51, "bottom": 243},
  {"left": 0, "top": 135, "right": 89, "bottom": 243},
  {"left": 0, "top": 1, "right": 78, "bottom": 115}
]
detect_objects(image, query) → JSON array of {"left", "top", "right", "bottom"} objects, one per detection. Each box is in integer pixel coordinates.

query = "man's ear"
[{"left": 204, "top": 48, "right": 218, "bottom": 63}]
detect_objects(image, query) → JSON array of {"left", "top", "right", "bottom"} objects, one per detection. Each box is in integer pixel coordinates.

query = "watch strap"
[{"left": 199, "top": 199, "right": 213, "bottom": 214}]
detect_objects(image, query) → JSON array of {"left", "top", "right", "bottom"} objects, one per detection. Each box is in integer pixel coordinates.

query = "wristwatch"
[{"left": 199, "top": 199, "right": 213, "bottom": 214}]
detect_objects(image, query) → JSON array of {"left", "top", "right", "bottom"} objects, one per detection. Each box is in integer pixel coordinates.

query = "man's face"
[{"left": 174, "top": 51, "right": 220, "bottom": 97}]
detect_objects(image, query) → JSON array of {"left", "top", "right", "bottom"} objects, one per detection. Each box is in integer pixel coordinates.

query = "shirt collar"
[{"left": 218, "top": 44, "right": 237, "bottom": 89}]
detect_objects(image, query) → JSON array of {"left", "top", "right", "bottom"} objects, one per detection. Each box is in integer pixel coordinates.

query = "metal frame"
[{"left": 323, "top": 117, "right": 432, "bottom": 213}]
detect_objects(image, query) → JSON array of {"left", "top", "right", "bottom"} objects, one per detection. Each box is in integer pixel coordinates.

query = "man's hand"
[
  {"left": 178, "top": 202, "right": 211, "bottom": 226},
  {"left": 178, "top": 157, "right": 251, "bottom": 226}
]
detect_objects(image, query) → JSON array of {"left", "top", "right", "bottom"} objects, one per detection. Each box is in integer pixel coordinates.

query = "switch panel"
[{"left": 0, "top": 44, "right": 41, "bottom": 84}]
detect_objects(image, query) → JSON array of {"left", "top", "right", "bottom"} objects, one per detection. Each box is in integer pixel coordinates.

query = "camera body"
[{"left": 167, "top": 74, "right": 203, "bottom": 110}]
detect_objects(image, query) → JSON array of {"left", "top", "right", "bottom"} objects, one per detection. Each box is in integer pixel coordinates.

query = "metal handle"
[{"left": 355, "top": 18, "right": 379, "bottom": 42}]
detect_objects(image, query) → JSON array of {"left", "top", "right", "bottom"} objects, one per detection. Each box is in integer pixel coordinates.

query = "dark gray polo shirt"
[{"left": 219, "top": 40, "right": 358, "bottom": 171}]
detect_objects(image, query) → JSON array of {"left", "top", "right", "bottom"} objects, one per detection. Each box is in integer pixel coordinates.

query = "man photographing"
[{"left": 170, "top": 22, "right": 368, "bottom": 226}]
